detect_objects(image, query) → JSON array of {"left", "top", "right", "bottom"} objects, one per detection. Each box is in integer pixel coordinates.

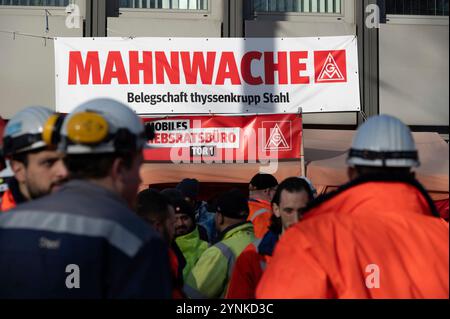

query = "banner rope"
[
  {"left": 0, "top": 29, "right": 55, "bottom": 40},
  {"left": 0, "top": 29, "right": 54, "bottom": 47}
]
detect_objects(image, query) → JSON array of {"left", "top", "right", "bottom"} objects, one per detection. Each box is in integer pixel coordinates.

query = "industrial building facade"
[{"left": 0, "top": 0, "right": 448, "bottom": 136}]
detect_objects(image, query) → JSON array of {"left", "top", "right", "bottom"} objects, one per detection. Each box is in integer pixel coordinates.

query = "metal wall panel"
[
  {"left": 0, "top": 3, "right": 84, "bottom": 118},
  {"left": 379, "top": 17, "right": 449, "bottom": 125},
  {"left": 107, "top": 0, "right": 223, "bottom": 37}
]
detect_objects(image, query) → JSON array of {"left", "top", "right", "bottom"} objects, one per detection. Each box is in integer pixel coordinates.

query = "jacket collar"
[
  {"left": 303, "top": 173, "right": 440, "bottom": 219},
  {"left": 258, "top": 230, "right": 279, "bottom": 256},
  {"left": 248, "top": 198, "right": 271, "bottom": 206},
  {"left": 176, "top": 226, "right": 200, "bottom": 241},
  {"left": 217, "top": 221, "right": 253, "bottom": 242}
]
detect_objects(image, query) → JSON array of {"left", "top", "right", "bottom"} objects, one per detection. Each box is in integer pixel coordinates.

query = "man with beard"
[
  {"left": 184, "top": 189, "right": 255, "bottom": 299},
  {"left": 136, "top": 189, "right": 186, "bottom": 298},
  {"left": 0, "top": 99, "right": 171, "bottom": 298},
  {"left": 0, "top": 106, "right": 69, "bottom": 211},
  {"left": 226, "top": 177, "right": 315, "bottom": 298},
  {"left": 176, "top": 178, "right": 215, "bottom": 242},
  {"left": 173, "top": 196, "right": 209, "bottom": 281}
]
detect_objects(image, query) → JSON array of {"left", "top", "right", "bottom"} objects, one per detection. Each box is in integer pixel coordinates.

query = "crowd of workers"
[{"left": 0, "top": 98, "right": 448, "bottom": 299}]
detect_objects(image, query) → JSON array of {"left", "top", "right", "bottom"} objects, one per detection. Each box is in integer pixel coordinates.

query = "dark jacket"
[{"left": 0, "top": 180, "right": 172, "bottom": 299}]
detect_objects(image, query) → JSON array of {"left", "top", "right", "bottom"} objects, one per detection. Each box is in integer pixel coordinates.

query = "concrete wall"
[
  {"left": 0, "top": 2, "right": 84, "bottom": 118},
  {"left": 0, "top": 0, "right": 448, "bottom": 129},
  {"left": 379, "top": 16, "right": 449, "bottom": 126}
]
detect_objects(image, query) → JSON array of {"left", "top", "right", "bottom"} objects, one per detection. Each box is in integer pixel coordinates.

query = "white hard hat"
[
  {"left": 2, "top": 106, "right": 55, "bottom": 156},
  {"left": 59, "top": 98, "right": 149, "bottom": 154},
  {"left": 347, "top": 114, "right": 419, "bottom": 168}
]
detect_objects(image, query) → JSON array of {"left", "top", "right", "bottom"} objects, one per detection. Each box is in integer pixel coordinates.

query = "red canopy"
[
  {"left": 305, "top": 130, "right": 449, "bottom": 200},
  {"left": 139, "top": 129, "right": 448, "bottom": 203}
]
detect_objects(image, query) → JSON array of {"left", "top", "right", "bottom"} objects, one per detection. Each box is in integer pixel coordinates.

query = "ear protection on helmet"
[
  {"left": 65, "top": 112, "right": 109, "bottom": 145},
  {"left": 62, "top": 111, "right": 154, "bottom": 152},
  {"left": 42, "top": 113, "right": 66, "bottom": 147}
]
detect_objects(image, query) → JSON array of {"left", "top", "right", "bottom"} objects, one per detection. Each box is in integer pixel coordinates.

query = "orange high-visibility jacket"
[
  {"left": 247, "top": 199, "right": 272, "bottom": 239},
  {"left": 256, "top": 181, "right": 449, "bottom": 299},
  {"left": 0, "top": 189, "right": 16, "bottom": 212}
]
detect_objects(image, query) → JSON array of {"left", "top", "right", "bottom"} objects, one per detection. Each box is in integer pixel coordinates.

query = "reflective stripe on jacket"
[
  {"left": 0, "top": 180, "right": 172, "bottom": 298},
  {"left": 184, "top": 222, "right": 255, "bottom": 299},
  {"left": 175, "top": 226, "right": 209, "bottom": 281},
  {"left": 257, "top": 180, "right": 449, "bottom": 299},
  {"left": 247, "top": 199, "right": 272, "bottom": 239}
]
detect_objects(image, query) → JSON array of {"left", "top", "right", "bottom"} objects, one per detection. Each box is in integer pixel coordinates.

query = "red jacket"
[
  {"left": 169, "top": 247, "right": 186, "bottom": 299},
  {"left": 226, "top": 241, "right": 267, "bottom": 299},
  {"left": 226, "top": 230, "right": 278, "bottom": 299},
  {"left": 247, "top": 199, "right": 272, "bottom": 239},
  {"left": 0, "top": 189, "right": 16, "bottom": 212},
  {"left": 256, "top": 180, "right": 449, "bottom": 299}
]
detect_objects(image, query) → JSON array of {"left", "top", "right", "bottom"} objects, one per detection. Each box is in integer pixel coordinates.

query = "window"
[
  {"left": 0, "top": 0, "right": 69, "bottom": 5},
  {"left": 253, "top": 0, "right": 342, "bottom": 14},
  {"left": 119, "top": 0, "right": 208, "bottom": 10},
  {"left": 386, "top": 0, "right": 449, "bottom": 16}
]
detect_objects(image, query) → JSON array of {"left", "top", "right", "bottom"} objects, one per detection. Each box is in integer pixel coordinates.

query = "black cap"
[
  {"left": 215, "top": 189, "right": 249, "bottom": 219},
  {"left": 172, "top": 197, "right": 195, "bottom": 219},
  {"left": 249, "top": 173, "right": 278, "bottom": 190}
]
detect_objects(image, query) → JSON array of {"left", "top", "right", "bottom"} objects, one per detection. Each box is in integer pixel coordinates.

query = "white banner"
[{"left": 54, "top": 36, "right": 361, "bottom": 114}]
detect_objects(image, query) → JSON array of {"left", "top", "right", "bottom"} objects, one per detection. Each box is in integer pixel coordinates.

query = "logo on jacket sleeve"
[{"left": 315, "top": 50, "right": 347, "bottom": 83}]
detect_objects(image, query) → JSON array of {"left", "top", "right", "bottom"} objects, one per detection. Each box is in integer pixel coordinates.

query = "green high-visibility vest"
[
  {"left": 175, "top": 226, "right": 209, "bottom": 281},
  {"left": 184, "top": 222, "right": 255, "bottom": 299}
]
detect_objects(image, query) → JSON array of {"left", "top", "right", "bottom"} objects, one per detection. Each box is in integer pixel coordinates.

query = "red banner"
[{"left": 143, "top": 114, "right": 302, "bottom": 163}]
